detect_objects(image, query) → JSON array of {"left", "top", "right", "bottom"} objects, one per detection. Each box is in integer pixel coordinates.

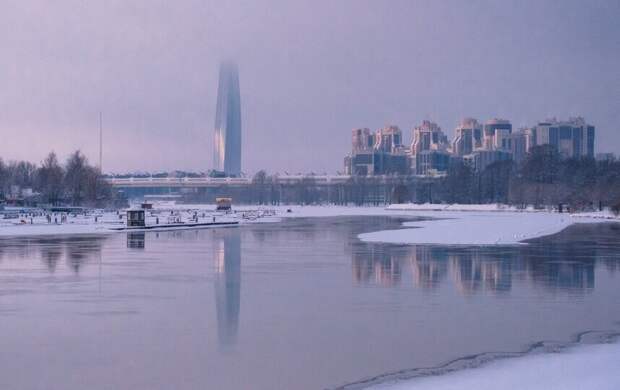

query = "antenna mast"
[{"left": 99, "top": 112, "right": 103, "bottom": 173}]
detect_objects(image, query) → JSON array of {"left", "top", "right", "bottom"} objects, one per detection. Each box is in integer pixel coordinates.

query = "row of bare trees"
[
  {"left": 0, "top": 151, "right": 114, "bottom": 207},
  {"left": 439, "top": 145, "right": 620, "bottom": 211},
  {"left": 244, "top": 146, "right": 620, "bottom": 211}
]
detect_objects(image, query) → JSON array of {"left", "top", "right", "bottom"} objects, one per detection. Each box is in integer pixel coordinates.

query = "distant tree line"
[
  {"left": 0, "top": 151, "right": 116, "bottom": 207},
  {"left": 438, "top": 145, "right": 620, "bottom": 211}
]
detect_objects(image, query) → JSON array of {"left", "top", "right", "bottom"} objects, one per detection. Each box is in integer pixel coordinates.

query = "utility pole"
[{"left": 99, "top": 111, "right": 103, "bottom": 173}]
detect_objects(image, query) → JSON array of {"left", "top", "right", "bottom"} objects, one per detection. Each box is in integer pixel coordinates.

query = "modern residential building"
[
  {"left": 483, "top": 119, "right": 512, "bottom": 150},
  {"left": 530, "top": 117, "right": 595, "bottom": 159},
  {"left": 411, "top": 120, "right": 449, "bottom": 154},
  {"left": 452, "top": 118, "right": 483, "bottom": 156},
  {"left": 505, "top": 130, "right": 528, "bottom": 164},
  {"left": 346, "top": 125, "right": 408, "bottom": 176},
  {"left": 214, "top": 62, "right": 242, "bottom": 176},
  {"left": 415, "top": 150, "right": 451, "bottom": 176},
  {"left": 409, "top": 120, "right": 450, "bottom": 175},
  {"left": 351, "top": 128, "right": 374, "bottom": 153},
  {"left": 375, "top": 125, "right": 405, "bottom": 154},
  {"left": 344, "top": 116, "right": 596, "bottom": 176},
  {"left": 464, "top": 150, "right": 512, "bottom": 172}
]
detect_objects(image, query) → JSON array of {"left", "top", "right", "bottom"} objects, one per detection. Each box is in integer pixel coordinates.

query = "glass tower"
[{"left": 214, "top": 62, "right": 241, "bottom": 176}]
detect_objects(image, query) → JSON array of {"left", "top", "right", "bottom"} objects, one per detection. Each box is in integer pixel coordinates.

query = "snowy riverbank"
[
  {"left": 0, "top": 204, "right": 616, "bottom": 240},
  {"left": 357, "top": 211, "right": 595, "bottom": 245},
  {"left": 371, "top": 341, "right": 620, "bottom": 390}
]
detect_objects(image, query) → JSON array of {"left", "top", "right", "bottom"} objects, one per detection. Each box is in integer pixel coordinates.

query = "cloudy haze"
[{"left": 1, "top": 0, "right": 619, "bottom": 174}]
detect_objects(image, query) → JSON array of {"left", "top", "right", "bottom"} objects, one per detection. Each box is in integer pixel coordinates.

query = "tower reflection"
[{"left": 213, "top": 228, "right": 242, "bottom": 347}]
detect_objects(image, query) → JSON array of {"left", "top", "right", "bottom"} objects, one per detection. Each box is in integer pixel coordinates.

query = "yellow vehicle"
[{"left": 215, "top": 197, "right": 232, "bottom": 211}]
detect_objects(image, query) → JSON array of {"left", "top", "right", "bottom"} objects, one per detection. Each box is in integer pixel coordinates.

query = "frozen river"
[{"left": 0, "top": 216, "right": 619, "bottom": 389}]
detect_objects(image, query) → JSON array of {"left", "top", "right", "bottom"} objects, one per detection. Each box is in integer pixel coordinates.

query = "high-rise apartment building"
[
  {"left": 483, "top": 119, "right": 512, "bottom": 150},
  {"left": 352, "top": 128, "right": 374, "bottom": 153},
  {"left": 411, "top": 120, "right": 449, "bottom": 154},
  {"left": 530, "top": 117, "right": 595, "bottom": 158},
  {"left": 375, "top": 125, "right": 404, "bottom": 154},
  {"left": 344, "top": 116, "right": 595, "bottom": 176},
  {"left": 410, "top": 120, "right": 450, "bottom": 175},
  {"left": 452, "top": 118, "right": 482, "bottom": 156},
  {"left": 346, "top": 125, "right": 408, "bottom": 176}
]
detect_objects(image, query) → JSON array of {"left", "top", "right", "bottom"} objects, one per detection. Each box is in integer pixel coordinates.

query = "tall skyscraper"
[{"left": 214, "top": 62, "right": 242, "bottom": 176}]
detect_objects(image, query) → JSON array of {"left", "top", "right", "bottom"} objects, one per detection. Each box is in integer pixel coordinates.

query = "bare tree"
[
  {"left": 36, "top": 152, "right": 65, "bottom": 205},
  {"left": 64, "top": 151, "right": 89, "bottom": 205}
]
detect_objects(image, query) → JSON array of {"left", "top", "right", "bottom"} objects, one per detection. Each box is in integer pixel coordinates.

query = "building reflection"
[
  {"left": 449, "top": 250, "right": 513, "bottom": 294},
  {"left": 127, "top": 232, "right": 146, "bottom": 249},
  {"left": 351, "top": 237, "right": 603, "bottom": 295},
  {"left": 213, "top": 229, "right": 242, "bottom": 347},
  {"left": 523, "top": 238, "right": 595, "bottom": 291},
  {"left": 351, "top": 244, "right": 403, "bottom": 287},
  {"left": 409, "top": 247, "right": 448, "bottom": 290}
]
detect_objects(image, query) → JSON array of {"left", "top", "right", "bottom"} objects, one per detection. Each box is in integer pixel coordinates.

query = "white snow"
[
  {"left": 0, "top": 205, "right": 614, "bottom": 240},
  {"left": 386, "top": 203, "right": 528, "bottom": 212},
  {"left": 357, "top": 211, "right": 595, "bottom": 245},
  {"left": 571, "top": 210, "right": 620, "bottom": 221},
  {"left": 372, "top": 342, "right": 620, "bottom": 390},
  {"left": 0, "top": 222, "right": 114, "bottom": 237}
]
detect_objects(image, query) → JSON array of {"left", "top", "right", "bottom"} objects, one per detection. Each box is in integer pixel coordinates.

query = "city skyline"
[
  {"left": 1, "top": 0, "right": 619, "bottom": 173},
  {"left": 346, "top": 116, "right": 598, "bottom": 177}
]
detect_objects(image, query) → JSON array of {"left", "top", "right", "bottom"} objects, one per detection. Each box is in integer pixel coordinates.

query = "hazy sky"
[{"left": 1, "top": 0, "right": 619, "bottom": 174}]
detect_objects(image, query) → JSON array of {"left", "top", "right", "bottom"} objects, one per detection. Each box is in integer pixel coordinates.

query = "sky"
[{"left": 1, "top": 0, "right": 619, "bottom": 174}]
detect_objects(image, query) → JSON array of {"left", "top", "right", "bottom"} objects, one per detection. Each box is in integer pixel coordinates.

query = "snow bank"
[
  {"left": 0, "top": 223, "right": 114, "bottom": 237},
  {"left": 386, "top": 203, "right": 527, "bottom": 212},
  {"left": 358, "top": 212, "right": 600, "bottom": 245},
  {"left": 372, "top": 342, "right": 620, "bottom": 390},
  {"left": 0, "top": 205, "right": 614, "bottom": 239},
  {"left": 571, "top": 210, "right": 620, "bottom": 221}
]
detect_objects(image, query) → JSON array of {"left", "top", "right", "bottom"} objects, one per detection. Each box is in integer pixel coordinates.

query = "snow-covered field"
[{"left": 372, "top": 341, "right": 620, "bottom": 390}]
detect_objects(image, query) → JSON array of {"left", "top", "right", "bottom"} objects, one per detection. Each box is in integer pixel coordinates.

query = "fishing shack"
[{"left": 127, "top": 209, "right": 146, "bottom": 227}]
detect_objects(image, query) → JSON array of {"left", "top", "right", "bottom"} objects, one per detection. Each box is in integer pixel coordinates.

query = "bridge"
[
  {"left": 106, "top": 175, "right": 354, "bottom": 189},
  {"left": 106, "top": 174, "right": 441, "bottom": 203}
]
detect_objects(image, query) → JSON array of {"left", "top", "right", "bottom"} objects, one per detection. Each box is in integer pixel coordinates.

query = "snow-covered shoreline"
[
  {"left": 370, "top": 341, "right": 620, "bottom": 390},
  {"left": 357, "top": 211, "right": 605, "bottom": 246},
  {"left": 0, "top": 204, "right": 616, "bottom": 241}
]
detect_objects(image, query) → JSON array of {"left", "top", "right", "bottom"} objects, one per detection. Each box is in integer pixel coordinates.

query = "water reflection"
[
  {"left": 127, "top": 232, "right": 146, "bottom": 249},
  {"left": 351, "top": 246, "right": 402, "bottom": 287},
  {"left": 0, "top": 218, "right": 618, "bottom": 390},
  {"left": 351, "top": 223, "right": 620, "bottom": 295},
  {"left": 213, "top": 229, "right": 242, "bottom": 347},
  {"left": 449, "top": 251, "right": 513, "bottom": 294},
  {"left": 0, "top": 236, "right": 106, "bottom": 274},
  {"left": 409, "top": 247, "right": 448, "bottom": 290}
]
